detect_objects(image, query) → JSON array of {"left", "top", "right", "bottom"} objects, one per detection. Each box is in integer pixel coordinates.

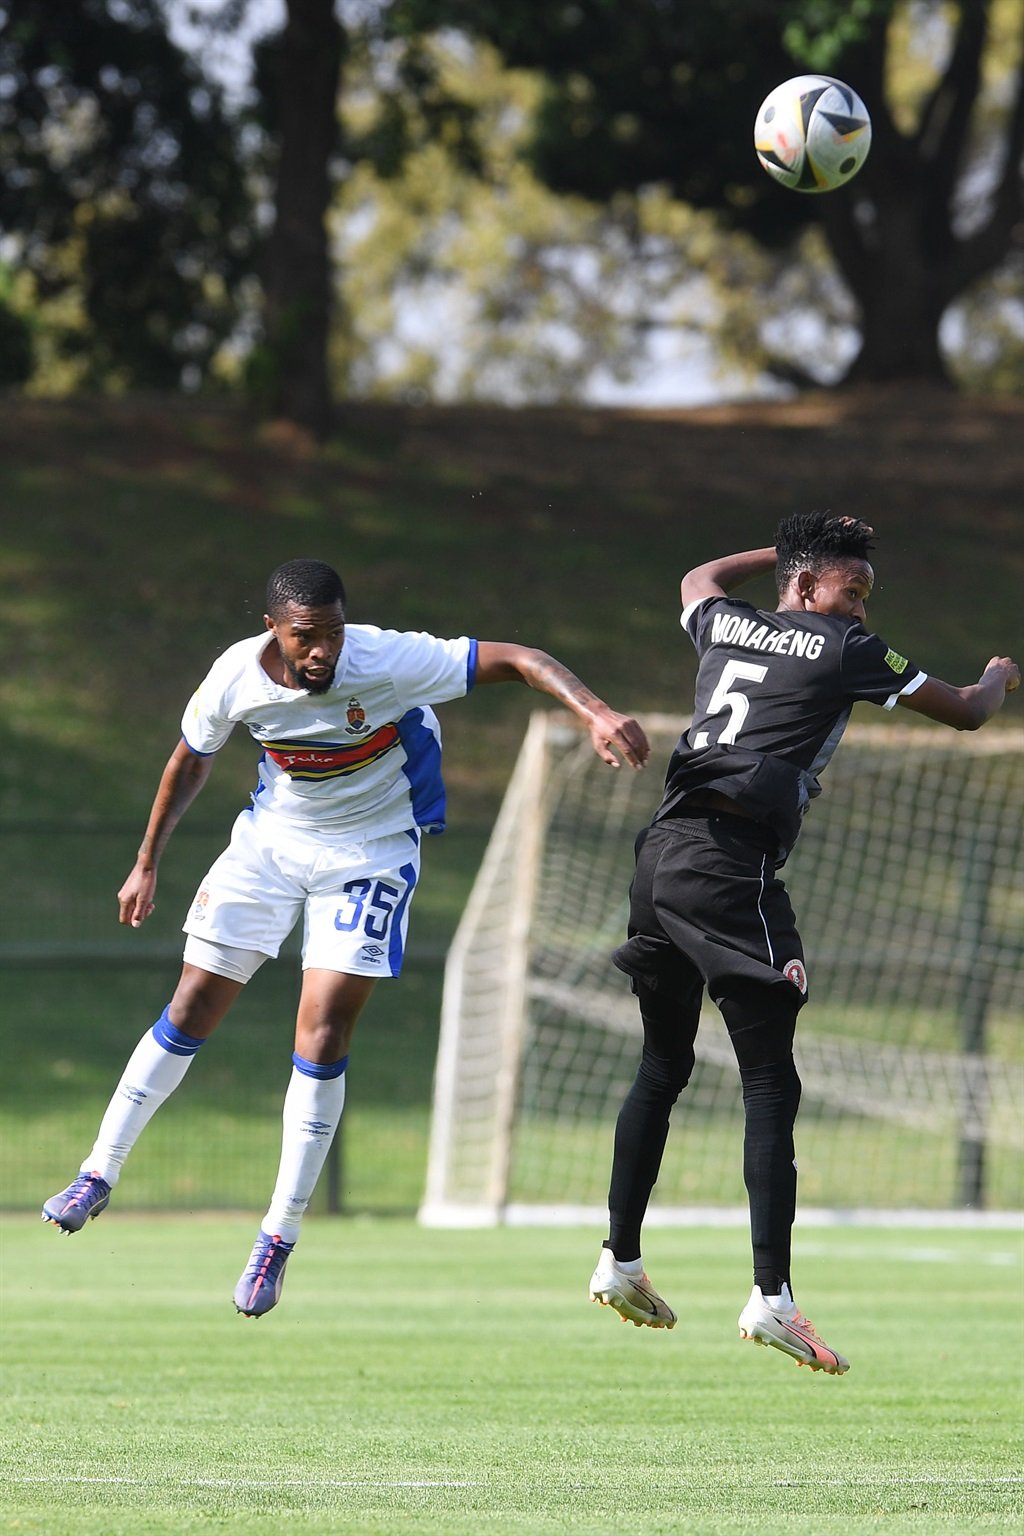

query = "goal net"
[{"left": 422, "top": 713, "right": 1024, "bottom": 1226}]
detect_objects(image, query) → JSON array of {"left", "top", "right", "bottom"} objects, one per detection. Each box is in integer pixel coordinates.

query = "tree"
[
  {"left": 247, "top": 0, "right": 344, "bottom": 435},
  {"left": 0, "top": 0, "right": 254, "bottom": 389},
  {"left": 819, "top": 0, "right": 1024, "bottom": 383},
  {"left": 328, "top": 32, "right": 707, "bottom": 403},
  {"left": 391, "top": 0, "right": 1024, "bottom": 389}
]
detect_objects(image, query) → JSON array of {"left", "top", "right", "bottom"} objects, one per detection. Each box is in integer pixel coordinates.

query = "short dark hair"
[
  {"left": 266, "top": 559, "right": 346, "bottom": 617},
  {"left": 774, "top": 511, "right": 875, "bottom": 594}
]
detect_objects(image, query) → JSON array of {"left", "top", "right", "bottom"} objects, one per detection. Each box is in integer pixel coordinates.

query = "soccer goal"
[{"left": 421, "top": 712, "right": 1024, "bottom": 1226}]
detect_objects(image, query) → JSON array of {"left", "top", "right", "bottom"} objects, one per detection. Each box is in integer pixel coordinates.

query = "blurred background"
[{"left": 1, "top": 0, "right": 1021, "bottom": 1217}]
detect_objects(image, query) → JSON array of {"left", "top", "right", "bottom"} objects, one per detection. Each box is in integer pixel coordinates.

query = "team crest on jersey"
[
  {"left": 782, "top": 958, "right": 807, "bottom": 994},
  {"left": 192, "top": 889, "right": 209, "bottom": 922},
  {"left": 345, "top": 698, "right": 368, "bottom": 734}
]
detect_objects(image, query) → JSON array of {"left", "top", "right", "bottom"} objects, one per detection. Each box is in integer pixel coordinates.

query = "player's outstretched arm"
[
  {"left": 898, "top": 656, "right": 1020, "bottom": 731},
  {"left": 474, "top": 642, "right": 650, "bottom": 769},
  {"left": 117, "top": 740, "right": 215, "bottom": 927},
  {"left": 680, "top": 547, "right": 777, "bottom": 608}
]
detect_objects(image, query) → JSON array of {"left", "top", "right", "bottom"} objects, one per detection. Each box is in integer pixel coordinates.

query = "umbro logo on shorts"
[{"left": 360, "top": 944, "right": 385, "bottom": 961}]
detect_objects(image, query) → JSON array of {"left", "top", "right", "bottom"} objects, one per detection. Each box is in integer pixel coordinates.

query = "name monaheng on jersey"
[{"left": 710, "top": 612, "right": 825, "bottom": 659}]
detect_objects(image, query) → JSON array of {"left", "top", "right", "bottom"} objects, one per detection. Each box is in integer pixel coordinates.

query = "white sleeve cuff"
[
  {"left": 680, "top": 598, "right": 707, "bottom": 636},
  {"left": 883, "top": 670, "right": 928, "bottom": 710}
]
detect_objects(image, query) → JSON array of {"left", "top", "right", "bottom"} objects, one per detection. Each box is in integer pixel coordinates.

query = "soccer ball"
[{"left": 754, "top": 75, "right": 871, "bottom": 193}]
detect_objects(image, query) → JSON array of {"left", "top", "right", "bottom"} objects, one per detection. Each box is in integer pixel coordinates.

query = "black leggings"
[{"left": 607, "top": 978, "right": 801, "bottom": 1294}]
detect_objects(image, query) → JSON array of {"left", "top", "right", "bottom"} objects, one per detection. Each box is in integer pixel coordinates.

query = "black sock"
[
  {"left": 607, "top": 1045, "right": 693, "bottom": 1261},
  {"left": 739, "top": 1058, "right": 802, "bottom": 1297}
]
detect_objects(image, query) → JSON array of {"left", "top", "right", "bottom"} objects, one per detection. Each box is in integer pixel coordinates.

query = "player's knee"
[
  {"left": 168, "top": 963, "right": 243, "bottom": 1037},
  {"left": 637, "top": 1043, "right": 695, "bottom": 1100},
  {"left": 295, "top": 973, "right": 376, "bottom": 1062},
  {"left": 739, "top": 1057, "right": 802, "bottom": 1122},
  {"left": 718, "top": 979, "right": 798, "bottom": 1069}
]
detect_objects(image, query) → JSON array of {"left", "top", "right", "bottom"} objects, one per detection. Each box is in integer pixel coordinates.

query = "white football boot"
[
  {"left": 589, "top": 1248, "right": 676, "bottom": 1329},
  {"left": 738, "top": 1283, "right": 849, "bottom": 1374}
]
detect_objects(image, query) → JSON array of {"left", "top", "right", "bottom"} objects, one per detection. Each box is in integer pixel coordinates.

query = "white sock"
[
  {"left": 84, "top": 1010, "right": 205, "bottom": 1185},
  {"left": 764, "top": 1283, "right": 795, "bottom": 1311},
  {"left": 260, "top": 1055, "right": 348, "bottom": 1244}
]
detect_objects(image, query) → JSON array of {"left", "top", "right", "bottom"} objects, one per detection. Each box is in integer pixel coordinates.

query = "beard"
[{"left": 282, "top": 655, "right": 335, "bottom": 694}]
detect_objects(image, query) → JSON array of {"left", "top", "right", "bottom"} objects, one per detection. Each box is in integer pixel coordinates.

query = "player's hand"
[
  {"left": 835, "top": 515, "right": 874, "bottom": 536},
  {"left": 118, "top": 864, "right": 158, "bottom": 928},
  {"left": 983, "top": 656, "right": 1020, "bottom": 693},
  {"left": 586, "top": 708, "right": 650, "bottom": 770}
]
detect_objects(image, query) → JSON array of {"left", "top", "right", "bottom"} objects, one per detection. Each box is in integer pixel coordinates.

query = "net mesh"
[{"left": 422, "top": 714, "right": 1024, "bottom": 1223}]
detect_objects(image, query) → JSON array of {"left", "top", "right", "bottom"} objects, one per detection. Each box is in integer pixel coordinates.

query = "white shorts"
[{"left": 181, "top": 807, "right": 422, "bottom": 979}]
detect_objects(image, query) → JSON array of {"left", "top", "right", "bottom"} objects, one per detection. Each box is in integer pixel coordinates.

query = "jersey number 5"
[{"left": 693, "top": 659, "right": 768, "bottom": 748}]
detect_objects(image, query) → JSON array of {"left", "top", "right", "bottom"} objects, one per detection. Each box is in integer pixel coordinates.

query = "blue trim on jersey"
[
  {"left": 152, "top": 1008, "right": 206, "bottom": 1056},
  {"left": 396, "top": 708, "right": 447, "bottom": 834},
  {"left": 465, "top": 638, "right": 479, "bottom": 692},
  {"left": 179, "top": 734, "right": 217, "bottom": 758},
  {"left": 387, "top": 861, "right": 419, "bottom": 975},
  {"left": 291, "top": 1051, "right": 349, "bottom": 1080}
]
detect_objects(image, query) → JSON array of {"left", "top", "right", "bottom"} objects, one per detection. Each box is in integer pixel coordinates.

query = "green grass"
[
  {"left": 1, "top": 395, "right": 1022, "bottom": 1211},
  {"left": 2, "top": 1219, "right": 1021, "bottom": 1534},
  {"left": 506, "top": 1111, "right": 1024, "bottom": 1213},
  {"left": 2, "top": 393, "right": 1023, "bottom": 825},
  {"left": 0, "top": 821, "right": 487, "bottom": 1214},
  {"left": 2, "top": 959, "right": 443, "bottom": 1214}
]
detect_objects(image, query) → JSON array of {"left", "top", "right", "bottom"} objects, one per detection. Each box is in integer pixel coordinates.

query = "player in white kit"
[{"left": 43, "top": 558, "right": 650, "bottom": 1315}]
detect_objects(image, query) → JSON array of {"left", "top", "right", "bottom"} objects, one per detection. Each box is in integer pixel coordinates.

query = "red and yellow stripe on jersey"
[{"left": 262, "top": 725, "right": 401, "bottom": 781}]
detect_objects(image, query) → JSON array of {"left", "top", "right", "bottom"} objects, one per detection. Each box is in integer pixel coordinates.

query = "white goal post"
[{"left": 421, "top": 713, "right": 1024, "bottom": 1227}]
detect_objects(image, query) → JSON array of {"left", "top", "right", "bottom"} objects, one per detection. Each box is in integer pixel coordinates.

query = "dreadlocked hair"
[
  {"left": 774, "top": 511, "right": 875, "bottom": 595},
  {"left": 266, "top": 559, "right": 346, "bottom": 617}
]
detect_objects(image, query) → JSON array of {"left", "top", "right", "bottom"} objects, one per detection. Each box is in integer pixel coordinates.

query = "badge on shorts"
[
  {"left": 782, "top": 958, "right": 807, "bottom": 993},
  {"left": 345, "top": 698, "right": 368, "bottom": 734}
]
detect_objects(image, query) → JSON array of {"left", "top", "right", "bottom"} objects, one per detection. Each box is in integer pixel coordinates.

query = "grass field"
[
  {"left": 2, "top": 397, "right": 1021, "bottom": 1532},
  {"left": 2, "top": 1218, "right": 1022, "bottom": 1535},
  {"left": 2, "top": 393, "right": 1022, "bottom": 1216},
  {"left": 3, "top": 391, "right": 1023, "bottom": 826}
]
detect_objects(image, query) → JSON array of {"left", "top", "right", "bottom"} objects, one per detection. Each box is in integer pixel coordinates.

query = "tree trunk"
[
  {"left": 825, "top": 196, "right": 953, "bottom": 386},
  {"left": 262, "top": 0, "right": 343, "bottom": 437},
  {"left": 819, "top": 0, "right": 1023, "bottom": 390}
]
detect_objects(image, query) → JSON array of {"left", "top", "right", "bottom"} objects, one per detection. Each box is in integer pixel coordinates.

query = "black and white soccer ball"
[{"left": 754, "top": 75, "right": 872, "bottom": 193}]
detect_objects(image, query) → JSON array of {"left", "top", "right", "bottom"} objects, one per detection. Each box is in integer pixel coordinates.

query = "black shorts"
[{"left": 613, "top": 812, "right": 808, "bottom": 1009}]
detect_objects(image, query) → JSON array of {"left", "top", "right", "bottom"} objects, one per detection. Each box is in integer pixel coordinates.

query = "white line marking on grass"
[
  {"left": 13, "top": 1474, "right": 1021, "bottom": 1492},
  {"left": 10, "top": 1476, "right": 482, "bottom": 1489},
  {"left": 774, "top": 1478, "right": 1023, "bottom": 1488},
  {"left": 796, "top": 1241, "right": 1022, "bottom": 1267}
]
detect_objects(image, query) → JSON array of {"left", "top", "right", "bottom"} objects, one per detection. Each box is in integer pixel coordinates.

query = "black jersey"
[{"left": 656, "top": 595, "right": 928, "bottom": 856}]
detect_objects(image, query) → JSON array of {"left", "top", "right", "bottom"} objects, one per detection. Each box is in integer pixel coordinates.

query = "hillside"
[
  {"left": 2, "top": 389, "right": 1022, "bottom": 1216},
  {"left": 2, "top": 387, "right": 1021, "bottom": 828}
]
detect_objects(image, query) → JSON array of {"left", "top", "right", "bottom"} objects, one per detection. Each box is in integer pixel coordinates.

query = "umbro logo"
[
  {"left": 361, "top": 944, "right": 385, "bottom": 958},
  {"left": 301, "top": 1119, "right": 334, "bottom": 1138}
]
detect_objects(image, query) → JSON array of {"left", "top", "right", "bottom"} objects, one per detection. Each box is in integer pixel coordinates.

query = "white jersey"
[{"left": 181, "top": 625, "right": 477, "bottom": 836}]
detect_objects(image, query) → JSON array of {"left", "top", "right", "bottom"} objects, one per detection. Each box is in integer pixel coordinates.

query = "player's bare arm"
[
  {"left": 680, "top": 547, "right": 777, "bottom": 608},
  {"left": 117, "top": 740, "right": 215, "bottom": 928},
  {"left": 474, "top": 641, "right": 650, "bottom": 769},
  {"left": 897, "top": 656, "right": 1020, "bottom": 731}
]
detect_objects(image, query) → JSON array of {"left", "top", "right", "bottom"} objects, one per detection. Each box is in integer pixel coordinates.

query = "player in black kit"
[{"left": 589, "top": 512, "right": 1020, "bottom": 1374}]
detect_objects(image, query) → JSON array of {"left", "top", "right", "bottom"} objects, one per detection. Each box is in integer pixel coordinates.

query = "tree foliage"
[
  {"left": 0, "top": 0, "right": 253, "bottom": 388},
  {"left": 243, "top": 0, "right": 344, "bottom": 435},
  {"left": 330, "top": 38, "right": 693, "bottom": 403},
  {"left": 389, "top": 0, "right": 1024, "bottom": 387}
]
